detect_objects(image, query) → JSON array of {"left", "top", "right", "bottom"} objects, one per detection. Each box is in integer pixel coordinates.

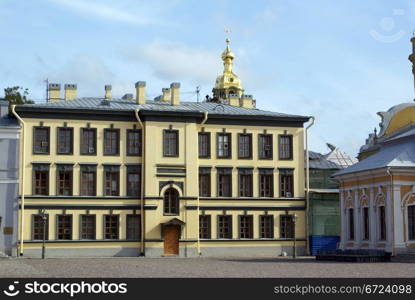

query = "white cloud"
[
  {"left": 121, "top": 40, "right": 223, "bottom": 85},
  {"left": 46, "top": 0, "right": 165, "bottom": 26}
]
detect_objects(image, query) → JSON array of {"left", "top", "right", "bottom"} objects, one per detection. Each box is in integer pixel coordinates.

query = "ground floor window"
[
  {"left": 32, "top": 214, "right": 49, "bottom": 240},
  {"left": 260, "top": 215, "right": 274, "bottom": 238},
  {"left": 408, "top": 205, "right": 415, "bottom": 241},
  {"left": 379, "top": 206, "right": 386, "bottom": 241},
  {"left": 57, "top": 215, "right": 72, "bottom": 240},
  {"left": 199, "top": 215, "right": 211, "bottom": 239},
  {"left": 218, "top": 215, "right": 232, "bottom": 239},
  {"left": 363, "top": 207, "right": 370, "bottom": 240},
  {"left": 348, "top": 208, "right": 354, "bottom": 240},
  {"left": 126, "top": 215, "right": 141, "bottom": 240},
  {"left": 239, "top": 215, "right": 253, "bottom": 238},
  {"left": 80, "top": 215, "right": 96, "bottom": 240},
  {"left": 104, "top": 215, "right": 119, "bottom": 240},
  {"left": 280, "top": 214, "right": 294, "bottom": 238}
]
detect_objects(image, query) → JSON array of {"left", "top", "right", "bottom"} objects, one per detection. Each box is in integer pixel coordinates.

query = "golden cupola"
[{"left": 212, "top": 39, "right": 244, "bottom": 102}]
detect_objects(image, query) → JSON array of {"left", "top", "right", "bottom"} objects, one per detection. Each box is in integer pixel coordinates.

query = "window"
[
  {"left": 57, "top": 215, "right": 72, "bottom": 240},
  {"left": 238, "top": 168, "right": 253, "bottom": 197},
  {"left": 127, "top": 165, "right": 141, "bottom": 197},
  {"left": 32, "top": 164, "right": 49, "bottom": 195},
  {"left": 238, "top": 133, "right": 252, "bottom": 159},
  {"left": 80, "top": 128, "right": 97, "bottom": 155},
  {"left": 408, "top": 205, "right": 415, "bottom": 241},
  {"left": 57, "top": 127, "right": 73, "bottom": 154},
  {"left": 104, "top": 165, "right": 119, "bottom": 196},
  {"left": 260, "top": 215, "right": 274, "bottom": 238},
  {"left": 239, "top": 215, "right": 253, "bottom": 238},
  {"left": 259, "top": 169, "right": 274, "bottom": 197},
  {"left": 199, "top": 168, "right": 211, "bottom": 197},
  {"left": 80, "top": 165, "right": 96, "bottom": 196},
  {"left": 279, "top": 169, "right": 294, "bottom": 198},
  {"left": 218, "top": 215, "right": 232, "bottom": 239},
  {"left": 363, "top": 207, "right": 370, "bottom": 240},
  {"left": 80, "top": 215, "right": 96, "bottom": 240},
  {"left": 280, "top": 215, "right": 294, "bottom": 238},
  {"left": 349, "top": 208, "right": 355, "bottom": 240},
  {"left": 379, "top": 206, "right": 386, "bottom": 240},
  {"left": 199, "top": 215, "right": 211, "bottom": 239},
  {"left": 164, "top": 188, "right": 179, "bottom": 215},
  {"left": 127, "top": 129, "right": 142, "bottom": 156},
  {"left": 104, "top": 215, "right": 119, "bottom": 239},
  {"left": 56, "top": 164, "right": 72, "bottom": 196},
  {"left": 32, "top": 214, "right": 48, "bottom": 240},
  {"left": 198, "top": 132, "right": 211, "bottom": 158},
  {"left": 163, "top": 130, "right": 179, "bottom": 157},
  {"left": 259, "top": 134, "right": 273, "bottom": 159},
  {"left": 217, "top": 168, "right": 232, "bottom": 197},
  {"left": 126, "top": 215, "right": 141, "bottom": 240},
  {"left": 104, "top": 129, "right": 120, "bottom": 155},
  {"left": 33, "top": 127, "right": 50, "bottom": 154},
  {"left": 279, "top": 135, "right": 293, "bottom": 160},
  {"left": 217, "top": 133, "right": 232, "bottom": 158}
]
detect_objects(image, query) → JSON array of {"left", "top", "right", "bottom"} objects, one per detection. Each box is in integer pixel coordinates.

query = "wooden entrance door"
[{"left": 164, "top": 225, "right": 180, "bottom": 255}]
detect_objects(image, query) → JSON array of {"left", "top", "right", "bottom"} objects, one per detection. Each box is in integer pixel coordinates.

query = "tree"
[{"left": 3, "top": 86, "right": 35, "bottom": 113}]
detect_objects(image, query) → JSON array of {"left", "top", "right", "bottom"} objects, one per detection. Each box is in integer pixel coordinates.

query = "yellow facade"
[{"left": 14, "top": 40, "right": 309, "bottom": 257}]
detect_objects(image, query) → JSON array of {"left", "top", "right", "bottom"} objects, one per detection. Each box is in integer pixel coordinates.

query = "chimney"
[
  {"left": 240, "top": 94, "right": 254, "bottom": 109},
  {"left": 135, "top": 81, "right": 146, "bottom": 104},
  {"left": 64, "top": 84, "right": 77, "bottom": 101},
  {"left": 160, "top": 88, "right": 170, "bottom": 102},
  {"left": 104, "top": 85, "right": 112, "bottom": 99},
  {"left": 229, "top": 93, "right": 240, "bottom": 106},
  {"left": 170, "top": 82, "right": 180, "bottom": 106},
  {"left": 48, "top": 83, "right": 61, "bottom": 102}
]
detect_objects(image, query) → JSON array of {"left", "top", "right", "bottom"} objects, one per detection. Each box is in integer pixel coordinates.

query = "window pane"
[
  {"left": 104, "top": 129, "right": 119, "bottom": 155},
  {"left": 104, "top": 215, "right": 119, "bottom": 239},
  {"left": 279, "top": 135, "right": 293, "bottom": 160},
  {"left": 57, "top": 128, "right": 73, "bottom": 154},
  {"left": 34, "top": 127, "right": 49, "bottom": 154},
  {"left": 126, "top": 215, "right": 141, "bottom": 240},
  {"left": 218, "top": 215, "right": 232, "bottom": 239},
  {"left": 57, "top": 215, "right": 72, "bottom": 240},
  {"left": 81, "top": 215, "right": 96, "bottom": 240},
  {"left": 81, "top": 128, "right": 96, "bottom": 155},
  {"left": 127, "top": 130, "right": 142, "bottom": 156},
  {"left": 199, "top": 215, "right": 211, "bottom": 239},
  {"left": 32, "top": 214, "right": 49, "bottom": 240}
]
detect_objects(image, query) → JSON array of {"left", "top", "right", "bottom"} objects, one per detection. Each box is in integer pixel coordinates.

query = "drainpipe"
[
  {"left": 11, "top": 105, "right": 25, "bottom": 256},
  {"left": 386, "top": 167, "right": 395, "bottom": 256},
  {"left": 197, "top": 112, "right": 208, "bottom": 256},
  {"left": 134, "top": 109, "right": 145, "bottom": 256},
  {"left": 305, "top": 116, "right": 315, "bottom": 256}
]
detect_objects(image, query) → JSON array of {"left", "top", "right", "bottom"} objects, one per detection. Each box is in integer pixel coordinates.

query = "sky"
[{"left": 1, "top": 0, "right": 415, "bottom": 157}]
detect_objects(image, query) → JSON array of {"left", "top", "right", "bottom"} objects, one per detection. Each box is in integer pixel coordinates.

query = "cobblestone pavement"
[{"left": 0, "top": 257, "right": 414, "bottom": 278}]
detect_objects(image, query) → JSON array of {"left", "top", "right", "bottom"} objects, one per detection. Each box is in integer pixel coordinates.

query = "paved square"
[{"left": 0, "top": 257, "right": 414, "bottom": 278}]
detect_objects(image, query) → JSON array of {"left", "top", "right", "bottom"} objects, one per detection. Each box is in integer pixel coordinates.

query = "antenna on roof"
[
  {"left": 44, "top": 78, "right": 49, "bottom": 103},
  {"left": 196, "top": 85, "right": 200, "bottom": 103}
]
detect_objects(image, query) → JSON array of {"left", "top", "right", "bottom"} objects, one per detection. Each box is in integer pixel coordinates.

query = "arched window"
[{"left": 164, "top": 188, "right": 179, "bottom": 215}]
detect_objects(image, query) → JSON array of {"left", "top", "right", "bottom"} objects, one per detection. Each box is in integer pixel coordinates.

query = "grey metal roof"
[
  {"left": 307, "top": 150, "right": 343, "bottom": 170},
  {"left": 334, "top": 138, "right": 415, "bottom": 176},
  {"left": 21, "top": 98, "right": 309, "bottom": 119}
]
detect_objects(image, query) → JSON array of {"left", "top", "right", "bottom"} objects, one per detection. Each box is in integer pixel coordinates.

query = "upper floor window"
[
  {"left": 198, "top": 132, "right": 211, "bottom": 158},
  {"left": 127, "top": 129, "right": 142, "bottom": 156},
  {"left": 126, "top": 165, "right": 141, "bottom": 197},
  {"left": 259, "top": 134, "right": 273, "bottom": 159},
  {"left": 279, "top": 169, "right": 294, "bottom": 198},
  {"left": 279, "top": 135, "right": 293, "bottom": 160},
  {"left": 238, "top": 168, "right": 253, "bottom": 197},
  {"left": 164, "top": 188, "right": 179, "bottom": 215},
  {"left": 104, "top": 128, "right": 120, "bottom": 156},
  {"left": 80, "top": 165, "right": 96, "bottom": 196},
  {"left": 163, "top": 130, "right": 179, "bottom": 157},
  {"left": 217, "top": 132, "right": 231, "bottom": 158},
  {"left": 80, "top": 128, "right": 97, "bottom": 155},
  {"left": 199, "top": 167, "right": 211, "bottom": 197},
  {"left": 259, "top": 169, "right": 274, "bottom": 197},
  {"left": 280, "top": 214, "right": 294, "bottom": 239},
  {"left": 33, "top": 127, "right": 50, "bottom": 154},
  {"left": 217, "top": 168, "right": 232, "bottom": 197},
  {"left": 32, "top": 164, "right": 49, "bottom": 195},
  {"left": 238, "top": 133, "right": 252, "bottom": 159},
  {"left": 104, "top": 165, "right": 119, "bottom": 196},
  {"left": 57, "top": 127, "right": 73, "bottom": 154},
  {"left": 56, "top": 164, "right": 73, "bottom": 196}
]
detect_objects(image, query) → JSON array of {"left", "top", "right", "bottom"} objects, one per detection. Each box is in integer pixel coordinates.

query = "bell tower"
[{"left": 212, "top": 39, "right": 244, "bottom": 103}]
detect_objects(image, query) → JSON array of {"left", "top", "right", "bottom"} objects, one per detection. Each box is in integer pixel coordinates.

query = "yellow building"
[{"left": 13, "top": 40, "right": 310, "bottom": 257}]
